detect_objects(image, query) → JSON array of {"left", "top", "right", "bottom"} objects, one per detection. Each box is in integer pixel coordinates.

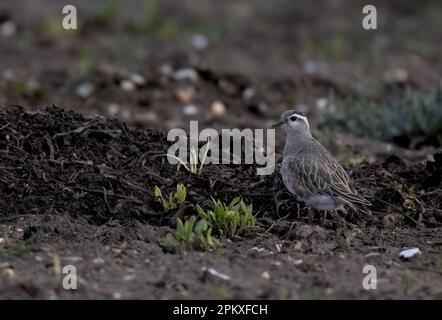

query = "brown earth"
[
  {"left": 1, "top": 0, "right": 442, "bottom": 299},
  {"left": 0, "top": 106, "right": 441, "bottom": 299}
]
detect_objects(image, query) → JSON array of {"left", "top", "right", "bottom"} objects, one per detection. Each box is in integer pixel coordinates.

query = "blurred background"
[{"left": 0, "top": 0, "right": 441, "bottom": 160}]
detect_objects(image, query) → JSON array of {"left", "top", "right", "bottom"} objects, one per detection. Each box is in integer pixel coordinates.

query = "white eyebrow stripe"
[{"left": 294, "top": 114, "right": 309, "bottom": 129}]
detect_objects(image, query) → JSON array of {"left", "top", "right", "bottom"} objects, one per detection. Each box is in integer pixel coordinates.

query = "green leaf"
[
  {"left": 176, "top": 183, "right": 187, "bottom": 204},
  {"left": 168, "top": 192, "right": 175, "bottom": 209},
  {"left": 154, "top": 185, "right": 162, "bottom": 199},
  {"left": 176, "top": 218, "right": 184, "bottom": 239},
  {"left": 194, "top": 219, "right": 208, "bottom": 236}
]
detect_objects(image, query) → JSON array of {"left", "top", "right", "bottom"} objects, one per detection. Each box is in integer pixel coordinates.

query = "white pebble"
[
  {"left": 399, "top": 248, "right": 421, "bottom": 259},
  {"left": 191, "top": 34, "right": 208, "bottom": 50},
  {"left": 130, "top": 73, "right": 146, "bottom": 86},
  {"left": 202, "top": 267, "right": 230, "bottom": 281},
  {"left": 211, "top": 101, "right": 226, "bottom": 116},
  {"left": 261, "top": 271, "right": 270, "bottom": 280},
  {"left": 76, "top": 82, "right": 94, "bottom": 98},
  {"left": 183, "top": 104, "right": 199, "bottom": 116},
  {"left": 242, "top": 87, "right": 255, "bottom": 100},
  {"left": 173, "top": 68, "right": 198, "bottom": 82},
  {"left": 0, "top": 21, "right": 16, "bottom": 37},
  {"left": 120, "top": 79, "right": 135, "bottom": 92}
]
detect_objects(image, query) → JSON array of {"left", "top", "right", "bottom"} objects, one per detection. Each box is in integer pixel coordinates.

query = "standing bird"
[{"left": 272, "top": 110, "right": 371, "bottom": 215}]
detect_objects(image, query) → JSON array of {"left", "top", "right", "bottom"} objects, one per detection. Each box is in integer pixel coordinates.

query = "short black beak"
[{"left": 271, "top": 121, "right": 284, "bottom": 128}]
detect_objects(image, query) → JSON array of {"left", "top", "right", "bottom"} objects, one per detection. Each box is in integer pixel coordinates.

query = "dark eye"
[{"left": 289, "top": 115, "right": 298, "bottom": 121}]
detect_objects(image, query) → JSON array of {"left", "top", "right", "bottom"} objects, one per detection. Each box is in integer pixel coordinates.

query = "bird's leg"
[
  {"left": 307, "top": 207, "right": 314, "bottom": 224},
  {"left": 296, "top": 203, "right": 301, "bottom": 219},
  {"left": 320, "top": 210, "right": 328, "bottom": 226}
]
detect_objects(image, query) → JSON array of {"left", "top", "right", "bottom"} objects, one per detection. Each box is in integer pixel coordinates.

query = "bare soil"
[
  {"left": 1, "top": 0, "right": 442, "bottom": 299},
  {"left": 1, "top": 106, "right": 441, "bottom": 299}
]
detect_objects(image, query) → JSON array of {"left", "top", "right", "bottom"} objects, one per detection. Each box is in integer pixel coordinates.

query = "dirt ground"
[{"left": 0, "top": 0, "right": 442, "bottom": 299}]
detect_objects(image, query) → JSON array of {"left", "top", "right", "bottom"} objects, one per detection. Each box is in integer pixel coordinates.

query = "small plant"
[
  {"left": 165, "top": 216, "right": 221, "bottom": 251},
  {"left": 165, "top": 137, "right": 211, "bottom": 175},
  {"left": 196, "top": 197, "right": 255, "bottom": 238},
  {"left": 320, "top": 85, "right": 442, "bottom": 148},
  {"left": 154, "top": 183, "right": 187, "bottom": 210}
]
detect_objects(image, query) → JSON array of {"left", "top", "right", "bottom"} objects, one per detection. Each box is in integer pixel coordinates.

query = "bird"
[{"left": 272, "top": 110, "right": 372, "bottom": 215}]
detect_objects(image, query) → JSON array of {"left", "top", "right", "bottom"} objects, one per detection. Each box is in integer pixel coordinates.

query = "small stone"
[
  {"left": 129, "top": 73, "right": 146, "bottom": 86},
  {"left": 183, "top": 104, "right": 199, "bottom": 116},
  {"left": 242, "top": 87, "right": 255, "bottom": 100},
  {"left": 107, "top": 103, "right": 120, "bottom": 117},
  {"left": 191, "top": 34, "right": 209, "bottom": 50},
  {"left": 173, "top": 68, "right": 198, "bottom": 82},
  {"left": 120, "top": 79, "right": 136, "bottom": 92},
  {"left": 201, "top": 267, "right": 230, "bottom": 283},
  {"left": 293, "top": 259, "right": 303, "bottom": 265},
  {"left": 261, "top": 271, "right": 270, "bottom": 280},
  {"left": 0, "top": 238, "right": 4, "bottom": 244},
  {"left": 316, "top": 97, "right": 328, "bottom": 110},
  {"left": 76, "top": 82, "right": 94, "bottom": 98},
  {"left": 303, "top": 61, "right": 317, "bottom": 74},
  {"left": 0, "top": 21, "right": 16, "bottom": 37},
  {"left": 399, "top": 248, "right": 421, "bottom": 260},
  {"left": 211, "top": 101, "right": 226, "bottom": 116},
  {"left": 175, "top": 87, "right": 195, "bottom": 103}
]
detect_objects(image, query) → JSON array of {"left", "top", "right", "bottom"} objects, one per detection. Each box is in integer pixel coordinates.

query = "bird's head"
[{"left": 272, "top": 110, "right": 310, "bottom": 136}]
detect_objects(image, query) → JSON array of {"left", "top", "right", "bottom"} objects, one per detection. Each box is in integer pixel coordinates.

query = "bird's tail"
[{"left": 353, "top": 203, "right": 372, "bottom": 215}]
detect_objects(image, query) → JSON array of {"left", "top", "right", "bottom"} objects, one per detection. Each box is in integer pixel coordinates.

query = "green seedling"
[
  {"left": 196, "top": 197, "right": 255, "bottom": 238},
  {"left": 166, "top": 216, "right": 221, "bottom": 251},
  {"left": 165, "top": 137, "right": 211, "bottom": 175},
  {"left": 154, "top": 183, "right": 187, "bottom": 210}
]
